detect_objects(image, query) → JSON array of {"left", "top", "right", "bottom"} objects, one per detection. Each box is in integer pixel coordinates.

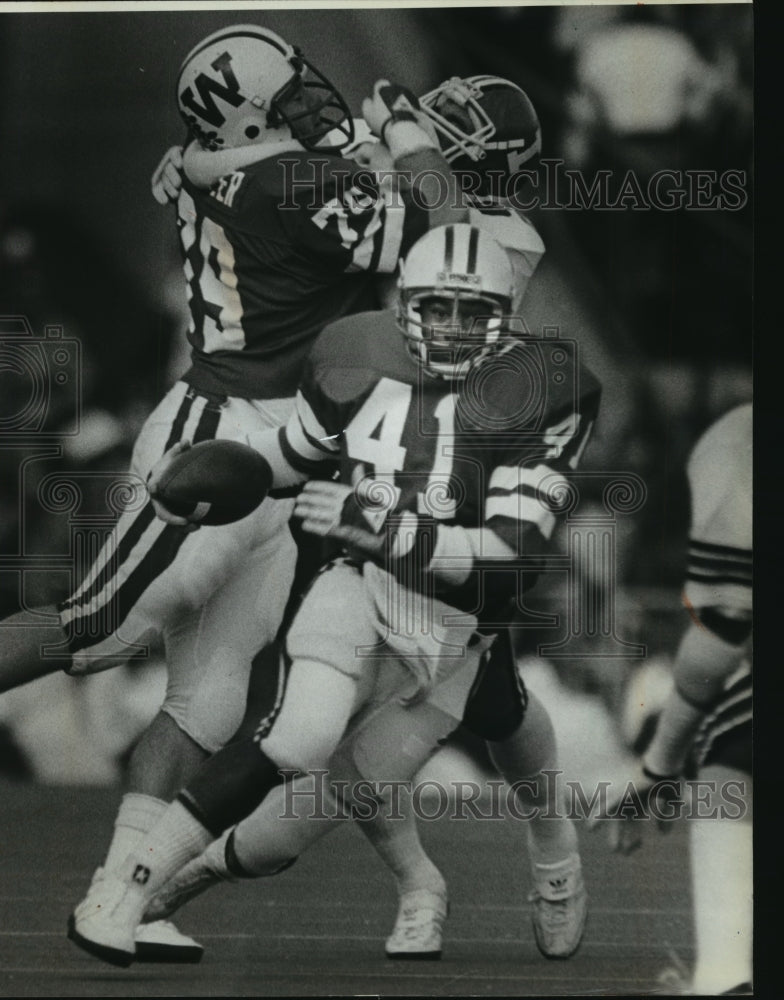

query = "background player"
[
  {"left": 597, "top": 402, "right": 752, "bottom": 994},
  {"left": 68, "top": 223, "right": 600, "bottom": 967},
  {"left": 0, "top": 23, "right": 467, "bottom": 961}
]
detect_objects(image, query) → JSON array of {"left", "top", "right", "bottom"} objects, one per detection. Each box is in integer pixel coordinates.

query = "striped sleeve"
[
  {"left": 279, "top": 389, "right": 341, "bottom": 476},
  {"left": 684, "top": 538, "right": 752, "bottom": 615},
  {"left": 484, "top": 463, "right": 568, "bottom": 545},
  {"left": 302, "top": 164, "right": 423, "bottom": 277},
  {"left": 687, "top": 539, "right": 753, "bottom": 589},
  {"left": 243, "top": 389, "right": 339, "bottom": 488}
]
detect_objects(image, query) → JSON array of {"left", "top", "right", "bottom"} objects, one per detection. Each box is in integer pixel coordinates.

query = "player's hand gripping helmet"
[
  {"left": 420, "top": 75, "right": 541, "bottom": 192},
  {"left": 176, "top": 25, "right": 354, "bottom": 152},
  {"left": 397, "top": 224, "right": 515, "bottom": 380}
]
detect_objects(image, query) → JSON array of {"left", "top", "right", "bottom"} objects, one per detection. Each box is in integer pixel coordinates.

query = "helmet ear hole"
[{"left": 244, "top": 125, "right": 261, "bottom": 140}]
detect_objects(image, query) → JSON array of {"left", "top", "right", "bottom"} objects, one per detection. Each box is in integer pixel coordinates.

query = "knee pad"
[{"left": 178, "top": 738, "right": 287, "bottom": 837}]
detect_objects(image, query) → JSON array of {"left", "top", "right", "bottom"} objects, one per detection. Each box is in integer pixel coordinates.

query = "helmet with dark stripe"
[
  {"left": 176, "top": 24, "right": 353, "bottom": 152},
  {"left": 397, "top": 224, "right": 515, "bottom": 380}
]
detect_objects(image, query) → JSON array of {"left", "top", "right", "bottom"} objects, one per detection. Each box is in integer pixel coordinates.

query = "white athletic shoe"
[
  {"left": 385, "top": 887, "right": 449, "bottom": 960},
  {"left": 134, "top": 920, "right": 204, "bottom": 964},
  {"left": 67, "top": 867, "right": 142, "bottom": 967},
  {"left": 528, "top": 854, "right": 588, "bottom": 960}
]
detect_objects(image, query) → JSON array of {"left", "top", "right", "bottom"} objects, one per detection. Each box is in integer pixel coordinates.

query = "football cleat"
[
  {"left": 528, "top": 854, "right": 588, "bottom": 960},
  {"left": 134, "top": 920, "right": 204, "bottom": 964},
  {"left": 385, "top": 887, "right": 449, "bottom": 960},
  {"left": 67, "top": 867, "right": 141, "bottom": 967}
]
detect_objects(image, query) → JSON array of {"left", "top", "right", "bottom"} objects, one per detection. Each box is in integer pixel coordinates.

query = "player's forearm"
[
  {"left": 183, "top": 139, "right": 303, "bottom": 187},
  {"left": 643, "top": 616, "right": 749, "bottom": 776},
  {"left": 391, "top": 133, "right": 469, "bottom": 229},
  {"left": 386, "top": 517, "right": 529, "bottom": 594}
]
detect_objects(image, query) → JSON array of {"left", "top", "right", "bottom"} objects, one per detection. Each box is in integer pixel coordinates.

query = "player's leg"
[
  {"left": 351, "top": 628, "right": 523, "bottom": 960},
  {"left": 69, "top": 388, "right": 295, "bottom": 960},
  {"left": 0, "top": 607, "right": 72, "bottom": 692},
  {"left": 142, "top": 684, "right": 459, "bottom": 938},
  {"left": 348, "top": 699, "right": 461, "bottom": 959},
  {"left": 688, "top": 722, "right": 753, "bottom": 995},
  {"left": 129, "top": 501, "right": 297, "bottom": 800},
  {"left": 135, "top": 632, "right": 485, "bottom": 946},
  {"left": 67, "top": 561, "right": 382, "bottom": 965},
  {"left": 67, "top": 660, "right": 373, "bottom": 965},
  {"left": 488, "top": 692, "right": 579, "bottom": 863},
  {"left": 460, "top": 630, "right": 586, "bottom": 959},
  {"left": 487, "top": 691, "right": 586, "bottom": 960},
  {"left": 77, "top": 499, "right": 297, "bottom": 960}
]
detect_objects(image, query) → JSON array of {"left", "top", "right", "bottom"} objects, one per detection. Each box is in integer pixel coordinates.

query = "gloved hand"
[{"left": 361, "top": 80, "right": 436, "bottom": 147}]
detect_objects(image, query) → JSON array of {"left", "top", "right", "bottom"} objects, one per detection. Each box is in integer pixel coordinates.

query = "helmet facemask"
[
  {"left": 398, "top": 289, "right": 508, "bottom": 380},
  {"left": 420, "top": 76, "right": 542, "bottom": 196},
  {"left": 268, "top": 52, "right": 354, "bottom": 151},
  {"left": 419, "top": 78, "right": 494, "bottom": 164}
]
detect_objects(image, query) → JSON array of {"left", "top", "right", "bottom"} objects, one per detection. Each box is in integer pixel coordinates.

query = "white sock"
[
  {"left": 144, "top": 830, "right": 236, "bottom": 924},
  {"left": 103, "top": 793, "right": 167, "bottom": 873},
  {"left": 531, "top": 853, "right": 583, "bottom": 900},
  {"left": 690, "top": 819, "right": 752, "bottom": 994},
  {"left": 119, "top": 801, "right": 214, "bottom": 904}
]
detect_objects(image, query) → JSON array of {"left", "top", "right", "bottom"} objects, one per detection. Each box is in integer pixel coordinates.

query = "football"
[{"left": 152, "top": 440, "right": 272, "bottom": 526}]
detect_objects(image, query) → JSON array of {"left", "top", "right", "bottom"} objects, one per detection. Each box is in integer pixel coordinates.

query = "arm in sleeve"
[
  {"left": 300, "top": 134, "right": 469, "bottom": 277},
  {"left": 643, "top": 606, "right": 751, "bottom": 777},
  {"left": 386, "top": 391, "right": 600, "bottom": 598},
  {"left": 244, "top": 385, "right": 340, "bottom": 490}
]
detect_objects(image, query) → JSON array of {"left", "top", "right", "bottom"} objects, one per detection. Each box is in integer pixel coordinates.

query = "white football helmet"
[
  {"left": 397, "top": 224, "right": 515, "bottom": 380},
  {"left": 176, "top": 24, "right": 353, "bottom": 152},
  {"left": 420, "top": 75, "right": 541, "bottom": 188}
]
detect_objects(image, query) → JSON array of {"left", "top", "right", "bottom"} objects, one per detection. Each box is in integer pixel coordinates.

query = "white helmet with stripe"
[
  {"left": 176, "top": 24, "right": 353, "bottom": 152},
  {"left": 397, "top": 224, "right": 515, "bottom": 379}
]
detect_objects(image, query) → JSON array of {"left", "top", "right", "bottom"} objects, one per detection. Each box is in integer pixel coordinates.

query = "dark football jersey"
[
  {"left": 279, "top": 310, "right": 601, "bottom": 616},
  {"left": 175, "top": 150, "right": 429, "bottom": 400}
]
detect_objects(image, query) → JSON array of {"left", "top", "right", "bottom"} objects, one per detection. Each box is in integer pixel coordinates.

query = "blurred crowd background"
[{"left": 0, "top": 4, "right": 753, "bottom": 784}]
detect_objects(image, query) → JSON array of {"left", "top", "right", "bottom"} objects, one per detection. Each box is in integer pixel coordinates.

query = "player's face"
[
  {"left": 419, "top": 296, "right": 492, "bottom": 342},
  {"left": 273, "top": 76, "right": 322, "bottom": 137}
]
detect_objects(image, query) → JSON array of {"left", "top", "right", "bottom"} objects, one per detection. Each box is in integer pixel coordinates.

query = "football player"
[
  {"left": 67, "top": 222, "right": 601, "bottom": 967},
  {"left": 0, "top": 23, "right": 467, "bottom": 961},
  {"left": 597, "top": 403, "right": 752, "bottom": 994},
  {"left": 146, "top": 75, "right": 571, "bottom": 961},
  {"left": 154, "top": 74, "right": 546, "bottom": 313}
]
